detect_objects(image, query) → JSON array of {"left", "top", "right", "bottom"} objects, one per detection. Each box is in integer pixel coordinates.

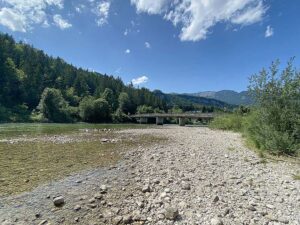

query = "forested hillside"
[
  {"left": 0, "top": 33, "right": 230, "bottom": 123},
  {"left": 0, "top": 33, "right": 168, "bottom": 122}
]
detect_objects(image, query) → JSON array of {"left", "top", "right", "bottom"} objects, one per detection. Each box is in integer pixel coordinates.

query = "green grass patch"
[
  {"left": 0, "top": 123, "right": 151, "bottom": 139},
  {"left": 209, "top": 114, "right": 244, "bottom": 132},
  {"left": 227, "top": 147, "right": 236, "bottom": 151},
  {"left": 292, "top": 173, "right": 300, "bottom": 180}
]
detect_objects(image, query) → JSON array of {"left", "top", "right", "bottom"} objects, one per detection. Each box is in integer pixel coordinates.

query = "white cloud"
[
  {"left": 125, "top": 49, "right": 131, "bottom": 54},
  {"left": 145, "top": 41, "right": 151, "bottom": 48},
  {"left": 0, "top": 8, "right": 27, "bottom": 32},
  {"left": 265, "top": 25, "right": 274, "bottom": 38},
  {"left": 131, "top": 0, "right": 170, "bottom": 14},
  {"left": 94, "top": 1, "right": 111, "bottom": 26},
  {"left": 132, "top": 76, "right": 149, "bottom": 85},
  {"left": 53, "top": 14, "right": 72, "bottom": 29},
  {"left": 124, "top": 29, "right": 129, "bottom": 36},
  {"left": 131, "top": 0, "right": 268, "bottom": 41},
  {"left": 0, "top": 0, "right": 64, "bottom": 32},
  {"left": 115, "top": 67, "right": 122, "bottom": 74},
  {"left": 75, "top": 4, "right": 86, "bottom": 13}
]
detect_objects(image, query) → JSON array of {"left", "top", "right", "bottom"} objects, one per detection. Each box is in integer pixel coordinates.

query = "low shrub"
[
  {"left": 210, "top": 60, "right": 300, "bottom": 156},
  {"left": 79, "top": 97, "right": 111, "bottom": 123},
  {"left": 209, "top": 113, "right": 245, "bottom": 132}
]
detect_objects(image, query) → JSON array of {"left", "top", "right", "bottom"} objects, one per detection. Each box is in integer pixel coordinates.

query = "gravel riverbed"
[{"left": 0, "top": 126, "right": 299, "bottom": 225}]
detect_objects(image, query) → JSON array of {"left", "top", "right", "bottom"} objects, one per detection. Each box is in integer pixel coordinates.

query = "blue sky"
[{"left": 0, "top": 0, "right": 299, "bottom": 93}]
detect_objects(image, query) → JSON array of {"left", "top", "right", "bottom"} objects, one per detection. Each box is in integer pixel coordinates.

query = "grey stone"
[
  {"left": 211, "top": 218, "right": 223, "bottom": 225},
  {"left": 53, "top": 196, "right": 65, "bottom": 207},
  {"left": 164, "top": 207, "right": 179, "bottom": 220}
]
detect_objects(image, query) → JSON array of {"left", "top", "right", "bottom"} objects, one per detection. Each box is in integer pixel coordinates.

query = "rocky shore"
[{"left": 0, "top": 126, "right": 299, "bottom": 225}]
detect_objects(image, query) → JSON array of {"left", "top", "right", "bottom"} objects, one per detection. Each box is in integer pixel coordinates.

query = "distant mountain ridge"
[
  {"left": 185, "top": 90, "right": 253, "bottom": 106},
  {"left": 153, "top": 90, "right": 234, "bottom": 110}
]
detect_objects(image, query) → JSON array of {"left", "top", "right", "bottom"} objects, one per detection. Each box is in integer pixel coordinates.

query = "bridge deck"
[{"left": 131, "top": 113, "right": 214, "bottom": 119}]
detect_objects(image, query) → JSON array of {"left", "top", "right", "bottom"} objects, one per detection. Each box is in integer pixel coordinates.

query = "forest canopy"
[{"left": 0, "top": 33, "right": 167, "bottom": 122}]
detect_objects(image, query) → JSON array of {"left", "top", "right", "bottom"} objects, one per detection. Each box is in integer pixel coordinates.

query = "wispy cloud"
[
  {"left": 94, "top": 1, "right": 111, "bottom": 26},
  {"left": 115, "top": 67, "right": 122, "bottom": 74},
  {"left": 0, "top": 0, "right": 63, "bottom": 32},
  {"left": 265, "top": 25, "right": 274, "bottom": 38},
  {"left": 132, "top": 76, "right": 149, "bottom": 85},
  {"left": 131, "top": 0, "right": 268, "bottom": 41},
  {"left": 53, "top": 14, "right": 72, "bottom": 30},
  {"left": 145, "top": 42, "right": 151, "bottom": 48},
  {"left": 75, "top": 4, "right": 86, "bottom": 13}
]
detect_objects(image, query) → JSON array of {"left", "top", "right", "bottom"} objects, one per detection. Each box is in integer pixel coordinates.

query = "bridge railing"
[{"left": 130, "top": 113, "right": 215, "bottom": 119}]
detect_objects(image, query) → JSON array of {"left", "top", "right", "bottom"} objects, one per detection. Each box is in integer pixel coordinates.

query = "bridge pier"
[
  {"left": 139, "top": 117, "right": 148, "bottom": 124},
  {"left": 156, "top": 117, "right": 164, "bottom": 125},
  {"left": 179, "top": 118, "right": 186, "bottom": 126}
]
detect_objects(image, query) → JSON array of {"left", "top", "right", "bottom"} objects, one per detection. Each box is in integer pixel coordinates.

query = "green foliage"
[
  {"left": 169, "top": 105, "right": 183, "bottom": 114},
  {"left": 79, "top": 97, "right": 111, "bottom": 123},
  {"left": 79, "top": 96, "right": 94, "bottom": 122},
  {"left": 209, "top": 113, "right": 244, "bottom": 132},
  {"left": 0, "top": 58, "right": 25, "bottom": 107},
  {"left": 0, "top": 33, "right": 167, "bottom": 122},
  {"left": 247, "top": 60, "right": 300, "bottom": 155},
  {"left": 38, "top": 88, "right": 72, "bottom": 123},
  {"left": 0, "top": 104, "right": 30, "bottom": 122},
  {"left": 112, "top": 108, "right": 131, "bottom": 123},
  {"left": 64, "top": 87, "right": 80, "bottom": 106},
  {"left": 137, "top": 105, "right": 154, "bottom": 114},
  {"left": 157, "top": 92, "right": 230, "bottom": 112},
  {"left": 211, "top": 60, "right": 300, "bottom": 156},
  {"left": 102, "top": 88, "right": 117, "bottom": 111},
  {"left": 118, "top": 92, "right": 131, "bottom": 114}
]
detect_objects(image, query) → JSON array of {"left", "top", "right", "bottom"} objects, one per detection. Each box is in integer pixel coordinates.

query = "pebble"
[
  {"left": 38, "top": 220, "right": 48, "bottom": 225},
  {"left": 142, "top": 184, "right": 151, "bottom": 193},
  {"left": 211, "top": 218, "right": 223, "bottom": 225},
  {"left": 53, "top": 196, "right": 65, "bottom": 207},
  {"left": 164, "top": 208, "right": 179, "bottom": 220},
  {"left": 212, "top": 195, "right": 220, "bottom": 203},
  {"left": 181, "top": 182, "right": 191, "bottom": 190},
  {"left": 100, "top": 185, "right": 108, "bottom": 194},
  {"left": 123, "top": 215, "right": 132, "bottom": 224},
  {"left": 74, "top": 205, "right": 81, "bottom": 211},
  {"left": 1, "top": 127, "right": 299, "bottom": 225}
]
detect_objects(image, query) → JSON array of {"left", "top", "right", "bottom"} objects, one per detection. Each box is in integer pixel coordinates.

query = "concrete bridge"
[{"left": 131, "top": 113, "right": 214, "bottom": 126}]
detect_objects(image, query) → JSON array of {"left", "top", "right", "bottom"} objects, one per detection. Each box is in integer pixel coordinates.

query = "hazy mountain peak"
[{"left": 186, "top": 90, "right": 253, "bottom": 106}]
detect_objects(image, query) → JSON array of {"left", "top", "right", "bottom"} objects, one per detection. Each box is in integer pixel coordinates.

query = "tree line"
[{"left": 0, "top": 33, "right": 169, "bottom": 122}]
